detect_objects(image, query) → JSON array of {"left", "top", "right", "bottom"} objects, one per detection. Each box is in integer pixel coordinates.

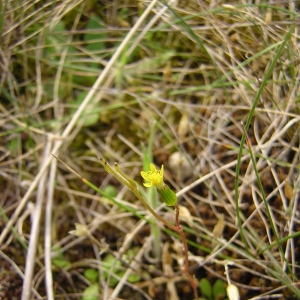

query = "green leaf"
[
  {"left": 103, "top": 185, "right": 117, "bottom": 198},
  {"left": 142, "top": 143, "right": 151, "bottom": 172},
  {"left": 52, "top": 258, "right": 70, "bottom": 268},
  {"left": 199, "top": 278, "right": 212, "bottom": 300},
  {"left": 44, "top": 21, "right": 69, "bottom": 61},
  {"left": 82, "top": 283, "right": 99, "bottom": 300},
  {"left": 84, "top": 269, "right": 98, "bottom": 283},
  {"left": 8, "top": 137, "right": 20, "bottom": 156},
  {"left": 102, "top": 254, "right": 122, "bottom": 287},
  {"left": 213, "top": 279, "right": 226, "bottom": 299},
  {"left": 128, "top": 273, "right": 141, "bottom": 283},
  {"left": 84, "top": 16, "right": 106, "bottom": 52}
]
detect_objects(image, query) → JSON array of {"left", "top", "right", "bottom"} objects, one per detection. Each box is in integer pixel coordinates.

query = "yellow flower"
[
  {"left": 140, "top": 163, "right": 164, "bottom": 188},
  {"left": 141, "top": 163, "right": 178, "bottom": 206}
]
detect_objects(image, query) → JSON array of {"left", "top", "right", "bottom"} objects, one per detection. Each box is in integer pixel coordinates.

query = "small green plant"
[
  {"left": 82, "top": 269, "right": 99, "bottom": 300},
  {"left": 102, "top": 185, "right": 117, "bottom": 198},
  {"left": 51, "top": 246, "right": 70, "bottom": 269},
  {"left": 102, "top": 252, "right": 141, "bottom": 287},
  {"left": 81, "top": 252, "right": 141, "bottom": 300},
  {"left": 84, "top": 268, "right": 98, "bottom": 283},
  {"left": 199, "top": 278, "right": 227, "bottom": 300},
  {"left": 82, "top": 283, "right": 98, "bottom": 300}
]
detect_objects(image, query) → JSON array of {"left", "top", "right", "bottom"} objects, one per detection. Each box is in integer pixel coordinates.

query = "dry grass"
[{"left": 0, "top": 0, "right": 300, "bottom": 299}]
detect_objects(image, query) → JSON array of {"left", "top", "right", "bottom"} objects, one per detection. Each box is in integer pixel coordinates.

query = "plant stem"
[{"left": 175, "top": 205, "right": 199, "bottom": 300}]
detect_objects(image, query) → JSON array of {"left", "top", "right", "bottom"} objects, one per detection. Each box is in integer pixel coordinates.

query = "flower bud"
[{"left": 158, "top": 184, "right": 177, "bottom": 206}]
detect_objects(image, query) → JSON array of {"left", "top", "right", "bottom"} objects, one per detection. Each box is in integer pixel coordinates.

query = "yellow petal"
[
  {"left": 150, "top": 163, "right": 156, "bottom": 172},
  {"left": 143, "top": 182, "right": 153, "bottom": 187},
  {"left": 140, "top": 171, "right": 149, "bottom": 180},
  {"left": 160, "top": 165, "right": 164, "bottom": 177}
]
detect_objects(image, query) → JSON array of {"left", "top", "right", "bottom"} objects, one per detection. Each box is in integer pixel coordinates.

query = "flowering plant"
[
  {"left": 53, "top": 154, "right": 198, "bottom": 299},
  {"left": 97, "top": 158, "right": 197, "bottom": 298}
]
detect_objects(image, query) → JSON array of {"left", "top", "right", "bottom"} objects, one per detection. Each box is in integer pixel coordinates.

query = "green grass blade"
[{"left": 234, "top": 19, "right": 296, "bottom": 275}]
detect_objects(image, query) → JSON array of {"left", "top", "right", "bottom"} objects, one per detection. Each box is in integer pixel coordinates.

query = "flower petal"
[
  {"left": 160, "top": 165, "right": 164, "bottom": 177},
  {"left": 150, "top": 163, "right": 156, "bottom": 172},
  {"left": 140, "top": 171, "right": 149, "bottom": 180},
  {"left": 141, "top": 164, "right": 165, "bottom": 188}
]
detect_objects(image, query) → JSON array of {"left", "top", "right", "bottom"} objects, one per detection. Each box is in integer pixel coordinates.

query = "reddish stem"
[{"left": 175, "top": 205, "right": 199, "bottom": 300}]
